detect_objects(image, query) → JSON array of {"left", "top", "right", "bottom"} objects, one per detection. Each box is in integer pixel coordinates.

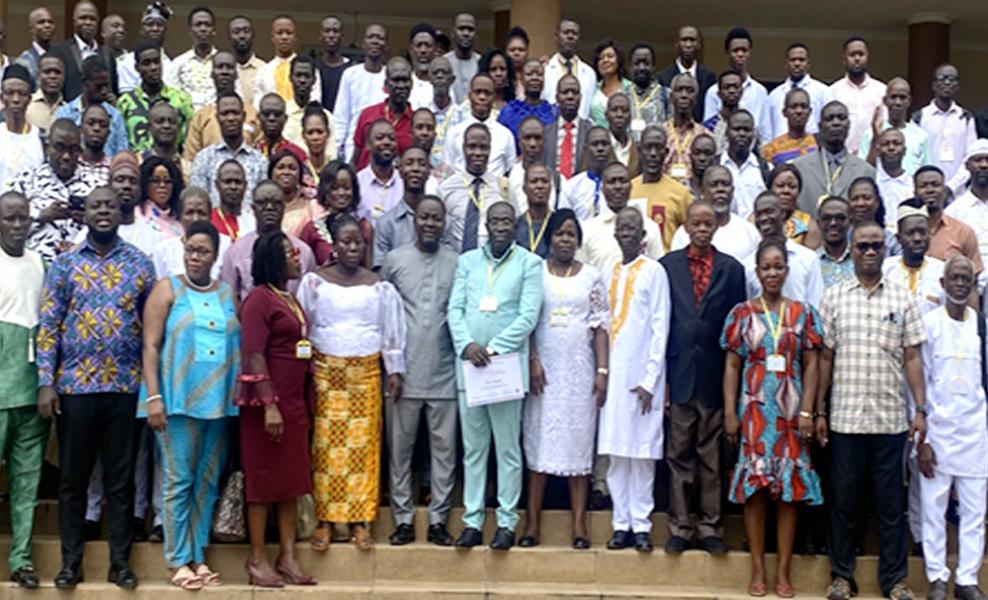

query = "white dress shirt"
[
  {"left": 742, "top": 239, "right": 825, "bottom": 308},
  {"left": 577, "top": 205, "right": 664, "bottom": 275},
  {"left": 253, "top": 54, "right": 323, "bottom": 108},
  {"left": 436, "top": 169, "right": 508, "bottom": 252},
  {"left": 542, "top": 53, "right": 597, "bottom": 121},
  {"left": 720, "top": 151, "right": 766, "bottom": 219},
  {"left": 441, "top": 114, "right": 517, "bottom": 177},
  {"left": 858, "top": 121, "right": 930, "bottom": 177},
  {"left": 671, "top": 212, "right": 760, "bottom": 262},
  {"left": 767, "top": 75, "right": 832, "bottom": 139},
  {"left": 704, "top": 74, "right": 771, "bottom": 143},
  {"left": 917, "top": 101, "right": 979, "bottom": 193},
  {"left": 876, "top": 164, "right": 915, "bottom": 230},
  {"left": 333, "top": 65, "right": 387, "bottom": 160},
  {"left": 558, "top": 171, "right": 603, "bottom": 222},
  {"left": 0, "top": 125, "right": 45, "bottom": 192},
  {"left": 828, "top": 73, "right": 887, "bottom": 154},
  {"left": 409, "top": 73, "right": 434, "bottom": 110},
  {"left": 944, "top": 191, "right": 988, "bottom": 270}
]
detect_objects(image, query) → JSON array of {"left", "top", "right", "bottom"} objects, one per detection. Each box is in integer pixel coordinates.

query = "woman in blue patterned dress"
[
  {"left": 721, "top": 238, "right": 823, "bottom": 598},
  {"left": 141, "top": 221, "right": 240, "bottom": 590}
]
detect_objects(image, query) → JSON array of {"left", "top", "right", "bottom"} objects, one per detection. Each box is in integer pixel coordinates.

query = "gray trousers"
[{"left": 386, "top": 397, "right": 458, "bottom": 526}]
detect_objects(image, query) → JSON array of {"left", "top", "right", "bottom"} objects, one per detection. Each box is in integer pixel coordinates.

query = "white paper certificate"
[{"left": 463, "top": 352, "right": 525, "bottom": 406}]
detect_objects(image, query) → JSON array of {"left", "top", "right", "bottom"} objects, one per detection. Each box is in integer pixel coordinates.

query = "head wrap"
[
  {"left": 896, "top": 202, "right": 929, "bottom": 223},
  {"left": 142, "top": 1, "right": 172, "bottom": 23},
  {"left": 963, "top": 138, "right": 988, "bottom": 162},
  {"left": 109, "top": 151, "right": 140, "bottom": 176}
]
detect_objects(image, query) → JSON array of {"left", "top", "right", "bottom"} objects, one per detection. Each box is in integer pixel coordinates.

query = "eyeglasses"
[
  {"left": 854, "top": 241, "right": 884, "bottom": 253},
  {"left": 934, "top": 75, "right": 959, "bottom": 83},
  {"left": 184, "top": 246, "right": 213, "bottom": 258}
]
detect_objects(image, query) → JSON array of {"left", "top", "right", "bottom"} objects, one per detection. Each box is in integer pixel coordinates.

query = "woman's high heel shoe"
[
  {"left": 274, "top": 557, "right": 317, "bottom": 586},
  {"left": 244, "top": 557, "right": 284, "bottom": 588}
]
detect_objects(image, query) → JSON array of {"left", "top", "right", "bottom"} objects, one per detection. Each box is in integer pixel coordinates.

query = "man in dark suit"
[
  {"left": 659, "top": 199, "right": 745, "bottom": 556},
  {"left": 543, "top": 74, "right": 592, "bottom": 179},
  {"left": 49, "top": 0, "right": 101, "bottom": 102},
  {"left": 657, "top": 25, "right": 716, "bottom": 124}
]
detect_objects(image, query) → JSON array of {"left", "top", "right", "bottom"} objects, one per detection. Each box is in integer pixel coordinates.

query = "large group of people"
[{"left": 3, "top": 4, "right": 988, "bottom": 600}]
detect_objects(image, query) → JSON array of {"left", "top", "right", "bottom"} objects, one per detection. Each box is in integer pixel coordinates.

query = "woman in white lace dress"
[{"left": 521, "top": 208, "right": 609, "bottom": 549}]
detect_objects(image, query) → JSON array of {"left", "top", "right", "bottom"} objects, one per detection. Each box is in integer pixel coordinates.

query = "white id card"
[
  {"left": 549, "top": 309, "right": 570, "bottom": 327},
  {"left": 479, "top": 296, "right": 499, "bottom": 312},
  {"left": 766, "top": 354, "right": 786, "bottom": 373},
  {"left": 631, "top": 118, "right": 646, "bottom": 133}
]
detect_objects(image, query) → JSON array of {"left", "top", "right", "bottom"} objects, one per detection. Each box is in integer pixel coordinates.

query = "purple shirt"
[
  {"left": 219, "top": 230, "right": 317, "bottom": 302},
  {"left": 356, "top": 166, "right": 405, "bottom": 226}
]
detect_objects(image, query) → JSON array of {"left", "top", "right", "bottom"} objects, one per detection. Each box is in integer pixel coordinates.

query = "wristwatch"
[
  {"left": 798, "top": 411, "right": 813, "bottom": 419},
  {"left": 485, "top": 346, "right": 496, "bottom": 356},
  {"left": 596, "top": 367, "right": 609, "bottom": 376},
  {"left": 915, "top": 404, "right": 928, "bottom": 416}
]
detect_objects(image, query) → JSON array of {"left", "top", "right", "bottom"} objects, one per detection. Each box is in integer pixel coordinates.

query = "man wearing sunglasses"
[
  {"left": 816, "top": 221, "right": 928, "bottom": 600},
  {"left": 914, "top": 64, "right": 977, "bottom": 194}
]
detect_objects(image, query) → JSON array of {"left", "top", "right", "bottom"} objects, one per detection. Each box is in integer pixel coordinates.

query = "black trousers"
[
  {"left": 57, "top": 393, "right": 137, "bottom": 569},
  {"left": 828, "top": 431, "right": 908, "bottom": 596}
]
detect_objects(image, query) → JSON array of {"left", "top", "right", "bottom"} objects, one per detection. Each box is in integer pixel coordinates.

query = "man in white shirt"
[
  {"left": 606, "top": 93, "right": 637, "bottom": 174},
  {"left": 558, "top": 126, "right": 613, "bottom": 222},
  {"left": 944, "top": 140, "right": 988, "bottom": 271},
  {"left": 719, "top": 109, "right": 765, "bottom": 219},
  {"left": 0, "top": 66, "right": 45, "bottom": 191},
  {"left": 541, "top": 18, "right": 596, "bottom": 121},
  {"left": 407, "top": 23, "right": 436, "bottom": 110},
  {"left": 918, "top": 255, "right": 988, "bottom": 600},
  {"left": 915, "top": 64, "right": 978, "bottom": 194},
  {"left": 117, "top": 3, "right": 173, "bottom": 94},
  {"left": 882, "top": 200, "right": 945, "bottom": 316},
  {"left": 767, "top": 43, "right": 832, "bottom": 140},
  {"left": 671, "top": 165, "right": 760, "bottom": 262},
  {"left": 252, "top": 15, "right": 322, "bottom": 109},
  {"left": 874, "top": 129, "right": 914, "bottom": 228},
  {"left": 443, "top": 13, "right": 480, "bottom": 104},
  {"left": 859, "top": 78, "right": 930, "bottom": 177},
  {"left": 703, "top": 27, "right": 770, "bottom": 144},
  {"left": 442, "top": 73, "right": 516, "bottom": 177},
  {"left": 742, "top": 191, "right": 824, "bottom": 307},
  {"left": 577, "top": 162, "right": 663, "bottom": 275},
  {"left": 828, "top": 37, "right": 886, "bottom": 155},
  {"left": 333, "top": 24, "right": 388, "bottom": 160},
  {"left": 506, "top": 116, "right": 557, "bottom": 215},
  {"left": 165, "top": 7, "right": 217, "bottom": 111}
]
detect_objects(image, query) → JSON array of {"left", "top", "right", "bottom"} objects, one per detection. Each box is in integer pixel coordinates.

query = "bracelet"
[
  {"left": 814, "top": 411, "right": 827, "bottom": 418},
  {"left": 596, "top": 367, "right": 609, "bottom": 376},
  {"left": 145, "top": 394, "right": 162, "bottom": 404},
  {"left": 798, "top": 410, "right": 813, "bottom": 419}
]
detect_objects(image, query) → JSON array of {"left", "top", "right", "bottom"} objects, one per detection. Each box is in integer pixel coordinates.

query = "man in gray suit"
[
  {"left": 543, "top": 74, "right": 592, "bottom": 179},
  {"left": 794, "top": 100, "right": 875, "bottom": 217}
]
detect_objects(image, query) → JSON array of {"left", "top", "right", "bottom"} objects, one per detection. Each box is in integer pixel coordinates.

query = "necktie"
[
  {"left": 560, "top": 122, "right": 575, "bottom": 179},
  {"left": 564, "top": 59, "right": 573, "bottom": 75},
  {"left": 462, "top": 178, "right": 482, "bottom": 252}
]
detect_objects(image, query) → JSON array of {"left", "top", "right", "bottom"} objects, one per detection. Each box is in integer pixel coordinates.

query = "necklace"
[{"left": 185, "top": 274, "right": 213, "bottom": 291}]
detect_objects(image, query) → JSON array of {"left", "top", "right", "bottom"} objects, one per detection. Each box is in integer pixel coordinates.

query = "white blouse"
[{"left": 296, "top": 274, "right": 407, "bottom": 374}]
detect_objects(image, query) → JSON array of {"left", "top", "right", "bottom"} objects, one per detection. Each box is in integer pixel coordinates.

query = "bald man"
[
  {"left": 351, "top": 56, "right": 414, "bottom": 169},
  {"left": 858, "top": 77, "right": 930, "bottom": 176}
]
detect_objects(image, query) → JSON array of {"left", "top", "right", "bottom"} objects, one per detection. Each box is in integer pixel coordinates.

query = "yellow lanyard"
[
  {"left": 632, "top": 84, "right": 660, "bottom": 114},
  {"left": 759, "top": 296, "right": 787, "bottom": 353},
  {"left": 526, "top": 211, "right": 550, "bottom": 253},
  {"left": 486, "top": 247, "right": 515, "bottom": 291},
  {"left": 463, "top": 175, "right": 485, "bottom": 211},
  {"left": 901, "top": 258, "right": 924, "bottom": 295},
  {"left": 821, "top": 150, "right": 844, "bottom": 193},
  {"left": 268, "top": 284, "right": 307, "bottom": 339},
  {"left": 549, "top": 263, "right": 574, "bottom": 303},
  {"left": 666, "top": 119, "right": 695, "bottom": 157}
]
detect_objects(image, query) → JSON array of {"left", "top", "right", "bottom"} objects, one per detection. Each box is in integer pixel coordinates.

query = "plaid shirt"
[{"left": 819, "top": 277, "right": 926, "bottom": 434}]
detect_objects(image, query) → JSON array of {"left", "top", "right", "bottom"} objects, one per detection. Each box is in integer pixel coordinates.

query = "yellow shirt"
[{"left": 629, "top": 174, "right": 693, "bottom": 251}]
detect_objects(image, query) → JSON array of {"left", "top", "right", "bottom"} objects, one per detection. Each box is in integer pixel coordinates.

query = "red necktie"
[{"left": 560, "top": 122, "right": 574, "bottom": 179}]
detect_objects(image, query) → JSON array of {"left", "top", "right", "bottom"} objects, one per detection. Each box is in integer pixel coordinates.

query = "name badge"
[
  {"left": 296, "top": 340, "right": 313, "bottom": 360},
  {"left": 949, "top": 377, "right": 970, "bottom": 398},
  {"left": 766, "top": 354, "right": 786, "bottom": 373},
  {"left": 631, "top": 118, "right": 646, "bottom": 133},
  {"left": 670, "top": 163, "right": 688, "bottom": 179},
  {"left": 939, "top": 145, "right": 955, "bottom": 162},
  {"left": 549, "top": 308, "right": 570, "bottom": 327},
  {"left": 479, "top": 295, "right": 499, "bottom": 312}
]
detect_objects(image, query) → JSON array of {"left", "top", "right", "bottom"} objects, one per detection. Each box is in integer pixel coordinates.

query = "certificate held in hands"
[{"left": 463, "top": 352, "right": 525, "bottom": 406}]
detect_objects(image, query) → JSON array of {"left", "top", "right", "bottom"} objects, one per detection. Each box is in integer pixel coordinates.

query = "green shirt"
[{"left": 116, "top": 85, "right": 194, "bottom": 152}]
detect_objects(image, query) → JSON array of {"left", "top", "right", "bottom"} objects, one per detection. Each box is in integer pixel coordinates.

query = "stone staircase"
[{"left": 0, "top": 501, "right": 974, "bottom": 598}]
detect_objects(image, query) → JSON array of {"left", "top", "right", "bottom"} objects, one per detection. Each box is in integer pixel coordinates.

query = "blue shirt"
[
  {"left": 497, "top": 99, "right": 555, "bottom": 148},
  {"left": 54, "top": 97, "right": 129, "bottom": 158},
  {"left": 37, "top": 237, "right": 155, "bottom": 394},
  {"left": 447, "top": 243, "right": 544, "bottom": 393}
]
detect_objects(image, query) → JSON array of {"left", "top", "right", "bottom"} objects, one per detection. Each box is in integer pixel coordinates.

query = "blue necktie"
[{"left": 462, "top": 178, "right": 482, "bottom": 252}]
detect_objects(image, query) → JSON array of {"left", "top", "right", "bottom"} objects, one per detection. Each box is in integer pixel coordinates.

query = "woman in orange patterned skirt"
[{"left": 296, "top": 214, "right": 407, "bottom": 550}]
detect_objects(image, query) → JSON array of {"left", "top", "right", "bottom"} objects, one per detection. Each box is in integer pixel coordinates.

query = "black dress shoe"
[
  {"left": 455, "top": 527, "right": 483, "bottom": 548},
  {"left": 489, "top": 527, "right": 515, "bottom": 550},
  {"left": 427, "top": 523, "right": 454, "bottom": 546},
  {"left": 588, "top": 490, "right": 612, "bottom": 511},
  {"left": 606, "top": 529, "right": 633, "bottom": 550},
  {"left": 83, "top": 519, "right": 101, "bottom": 541},
  {"left": 108, "top": 565, "right": 139, "bottom": 589},
  {"left": 148, "top": 525, "right": 164, "bottom": 543},
  {"left": 572, "top": 536, "right": 591, "bottom": 550},
  {"left": 633, "top": 532, "right": 654, "bottom": 552},
  {"left": 10, "top": 565, "right": 39, "bottom": 588},
  {"left": 696, "top": 536, "right": 728, "bottom": 556},
  {"left": 132, "top": 517, "right": 148, "bottom": 542},
  {"left": 54, "top": 565, "right": 83, "bottom": 589},
  {"left": 928, "top": 580, "right": 947, "bottom": 600},
  {"left": 956, "top": 585, "right": 988, "bottom": 600},
  {"left": 518, "top": 535, "right": 539, "bottom": 548},
  {"left": 664, "top": 535, "right": 690, "bottom": 554},
  {"left": 389, "top": 523, "right": 415, "bottom": 546}
]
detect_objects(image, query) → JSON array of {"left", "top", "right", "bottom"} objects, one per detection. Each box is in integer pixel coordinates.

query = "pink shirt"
[{"left": 828, "top": 74, "right": 886, "bottom": 155}]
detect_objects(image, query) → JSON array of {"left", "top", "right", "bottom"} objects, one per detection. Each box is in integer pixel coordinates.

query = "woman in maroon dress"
[
  {"left": 237, "top": 231, "right": 315, "bottom": 588},
  {"left": 298, "top": 160, "right": 374, "bottom": 267}
]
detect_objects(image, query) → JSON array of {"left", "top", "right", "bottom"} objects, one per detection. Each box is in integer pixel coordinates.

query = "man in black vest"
[{"left": 659, "top": 199, "right": 745, "bottom": 556}]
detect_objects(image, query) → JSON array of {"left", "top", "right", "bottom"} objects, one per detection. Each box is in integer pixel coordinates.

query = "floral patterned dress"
[{"left": 720, "top": 299, "right": 824, "bottom": 505}]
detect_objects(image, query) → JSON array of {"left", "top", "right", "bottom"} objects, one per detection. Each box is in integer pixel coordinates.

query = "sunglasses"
[{"left": 854, "top": 241, "right": 884, "bottom": 253}]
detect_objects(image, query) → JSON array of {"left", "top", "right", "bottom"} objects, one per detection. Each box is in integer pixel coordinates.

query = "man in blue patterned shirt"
[{"left": 37, "top": 186, "right": 155, "bottom": 590}]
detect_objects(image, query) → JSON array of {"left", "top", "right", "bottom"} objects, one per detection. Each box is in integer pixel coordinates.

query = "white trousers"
[
  {"left": 86, "top": 425, "right": 162, "bottom": 526},
  {"left": 921, "top": 469, "right": 987, "bottom": 586},
  {"left": 606, "top": 456, "right": 655, "bottom": 533},
  {"left": 907, "top": 454, "right": 923, "bottom": 543}
]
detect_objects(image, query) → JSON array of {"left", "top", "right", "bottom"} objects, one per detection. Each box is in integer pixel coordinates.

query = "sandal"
[
  {"left": 311, "top": 524, "right": 331, "bottom": 552},
  {"left": 171, "top": 565, "right": 205, "bottom": 591},
  {"left": 194, "top": 563, "right": 221, "bottom": 586},
  {"left": 776, "top": 582, "right": 795, "bottom": 598},
  {"left": 349, "top": 524, "right": 374, "bottom": 550},
  {"left": 747, "top": 582, "right": 767, "bottom": 597}
]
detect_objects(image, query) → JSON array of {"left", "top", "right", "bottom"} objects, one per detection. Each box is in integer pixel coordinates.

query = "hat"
[
  {"left": 110, "top": 151, "right": 141, "bottom": 176},
  {"left": 896, "top": 202, "right": 929, "bottom": 223},
  {"left": 964, "top": 139, "right": 988, "bottom": 162},
  {"left": 2, "top": 64, "right": 32, "bottom": 84},
  {"left": 409, "top": 22, "right": 437, "bottom": 42},
  {"left": 142, "top": 1, "right": 172, "bottom": 23}
]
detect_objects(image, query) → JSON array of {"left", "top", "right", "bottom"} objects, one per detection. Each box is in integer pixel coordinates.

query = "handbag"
[
  {"left": 211, "top": 470, "right": 246, "bottom": 542},
  {"left": 296, "top": 494, "right": 317, "bottom": 540}
]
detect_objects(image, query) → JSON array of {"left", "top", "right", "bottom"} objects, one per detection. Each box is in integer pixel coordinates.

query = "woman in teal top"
[
  {"left": 141, "top": 220, "right": 240, "bottom": 590},
  {"left": 589, "top": 40, "right": 632, "bottom": 128}
]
